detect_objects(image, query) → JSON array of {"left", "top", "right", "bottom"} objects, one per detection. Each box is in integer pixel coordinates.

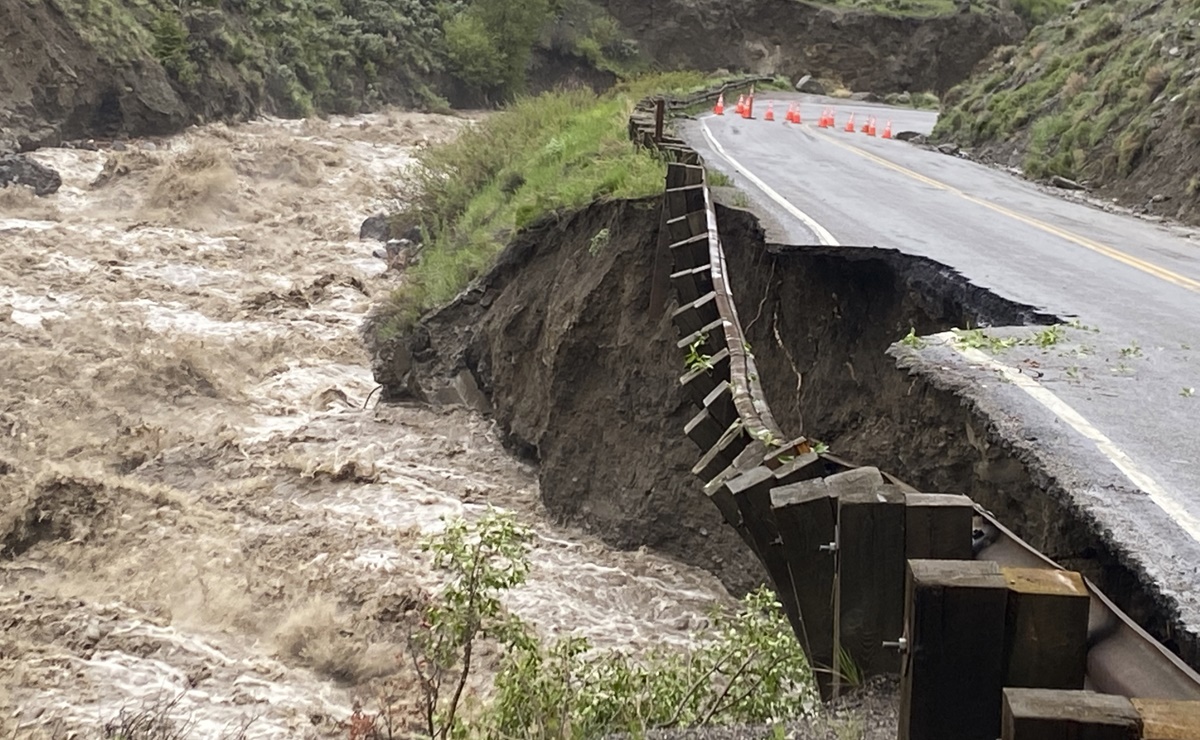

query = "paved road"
[{"left": 679, "top": 93, "right": 1200, "bottom": 637}]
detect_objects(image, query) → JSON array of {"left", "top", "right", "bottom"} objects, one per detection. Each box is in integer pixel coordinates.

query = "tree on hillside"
[{"left": 445, "top": 0, "right": 553, "bottom": 102}]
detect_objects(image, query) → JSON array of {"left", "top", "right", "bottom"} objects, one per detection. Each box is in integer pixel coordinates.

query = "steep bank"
[
  {"left": 598, "top": 0, "right": 1026, "bottom": 95},
  {"left": 371, "top": 198, "right": 765, "bottom": 595},
  {"left": 933, "top": 0, "right": 1200, "bottom": 223}
]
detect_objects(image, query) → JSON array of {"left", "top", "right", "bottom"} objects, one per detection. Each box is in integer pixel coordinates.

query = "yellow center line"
[{"left": 812, "top": 129, "right": 1200, "bottom": 293}]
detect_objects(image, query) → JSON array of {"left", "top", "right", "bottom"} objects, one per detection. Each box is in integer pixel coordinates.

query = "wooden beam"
[
  {"left": 771, "top": 477, "right": 838, "bottom": 699},
  {"left": 899, "top": 560, "right": 1008, "bottom": 740},
  {"left": 1001, "top": 688, "right": 1140, "bottom": 740},
  {"left": 1131, "top": 698, "right": 1200, "bottom": 739},
  {"left": 905, "top": 493, "right": 975, "bottom": 560},
  {"left": 1002, "top": 567, "right": 1090, "bottom": 690},
  {"left": 837, "top": 485, "right": 906, "bottom": 682}
]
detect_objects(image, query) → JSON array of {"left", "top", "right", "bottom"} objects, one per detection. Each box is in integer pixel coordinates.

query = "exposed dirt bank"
[
  {"left": 0, "top": 117, "right": 736, "bottom": 737},
  {"left": 372, "top": 198, "right": 766, "bottom": 596},
  {"left": 600, "top": 0, "right": 1026, "bottom": 95}
]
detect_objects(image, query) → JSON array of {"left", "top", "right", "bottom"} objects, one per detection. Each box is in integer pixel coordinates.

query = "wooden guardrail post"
[
  {"left": 905, "top": 493, "right": 975, "bottom": 560},
  {"left": 1002, "top": 568, "right": 1090, "bottom": 690},
  {"left": 899, "top": 560, "right": 1009, "bottom": 740},
  {"left": 771, "top": 475, "right": 839, "bottom": 698},
  {"left": 1001, "top": 688, "right": 1140, "bottom": 739},
  {"left": 1132, "top": 698, "right": 1200, "bottom": 738},
  {"left": 836, "top": 481, "right": 906, "bottom": 687},
  {"left": 654, "top": 98, "right": 665, "bottom": 143}
]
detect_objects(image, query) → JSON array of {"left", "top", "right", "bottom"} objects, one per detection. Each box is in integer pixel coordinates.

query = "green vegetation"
[
  {"left": 389, "top": 509, "right": 815, "bottom": 739},
  {"left": 47, "top": 0, "right": 641, "bottom": 117},
  {"left": 373, "top": 73, "right": 710, "bottom": 338},
  {"left": 934, "top": 0, "right": 1199, "bottom": 213}
]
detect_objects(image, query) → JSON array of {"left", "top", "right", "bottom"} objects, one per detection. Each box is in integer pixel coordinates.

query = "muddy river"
[{"left": 0, "top": 111, "right": 733, "bottom": 738}]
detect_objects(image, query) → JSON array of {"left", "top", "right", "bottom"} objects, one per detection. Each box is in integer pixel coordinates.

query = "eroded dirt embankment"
[
  {"left": 385, "top": 195, "right": 1200, "bottom": 672},
  {"left": 374, "top": 198, "right": 765, "bottom": 596},
  {"left": 718, "top": 222, "right": 1200, "bottom": 669}
]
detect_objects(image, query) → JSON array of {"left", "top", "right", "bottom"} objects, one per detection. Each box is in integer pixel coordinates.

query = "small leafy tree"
[{"left": 407, "top": 509, "right": 533, "bottom": 739}]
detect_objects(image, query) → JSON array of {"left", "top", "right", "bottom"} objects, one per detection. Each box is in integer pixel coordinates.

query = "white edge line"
[
  {"left": 928, "top": 331, "right": 1200, "bottom": 545},
  {"left": 697, "top": 116, "right": 840, "bottom": 247}
]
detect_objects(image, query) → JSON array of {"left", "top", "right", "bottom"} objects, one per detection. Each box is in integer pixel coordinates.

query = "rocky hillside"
[
  {"left": 599, "top": 0, "right": 1028, "bottom": 95},
  {"left": 2, "top": 0, "right": 1031, "bottom": 152},
  {"left": 1, "top": 0, "right": 454, "bottom": 150},
  {"left": 933, "top": 0, "right": 1200, "bottom": 223}
]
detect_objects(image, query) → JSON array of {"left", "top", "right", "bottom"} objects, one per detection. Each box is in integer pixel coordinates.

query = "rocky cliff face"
[
  {"left": 599, "top": 0, "right": 1026, "bottom": 94},
  {"left": 0, "top": 1, "right": 191, "bottom": 150}
]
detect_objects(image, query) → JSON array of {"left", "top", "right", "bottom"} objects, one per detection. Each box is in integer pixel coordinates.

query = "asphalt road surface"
[{"left": 680, "top": 93, "right": 1200, "bottom": 640}]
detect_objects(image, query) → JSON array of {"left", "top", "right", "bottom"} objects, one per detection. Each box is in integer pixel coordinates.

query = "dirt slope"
[
  {"left": 371, "top": 198, "right": 768, "bottom": 596},
  {"left": 933, "top": 0, "right": 1200, "bottom": 223},
  {"left": 599, "top": 0, "right": 1026, "bottom": 94}
]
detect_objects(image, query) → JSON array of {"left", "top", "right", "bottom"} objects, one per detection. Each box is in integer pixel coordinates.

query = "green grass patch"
[{"left": 373, "top": 74, "right": 711, "bottom": 339}]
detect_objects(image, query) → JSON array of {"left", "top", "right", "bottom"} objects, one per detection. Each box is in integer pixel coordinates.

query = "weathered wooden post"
[
  {"left": 1002, "top": 568, "right": 1090, "bottom": 690},
  {"left": 654, "top": 98, "right": 665, "bottom": 143},
  {"left": 771, "top": 475, "right": 839, "bottom": 697},
  {"left": 1132, "top": 698, "right": 1200, "bottom": 739},
  {"left": 905, "top": 493, "right": 975, "bottom": 560},
  {"left": 1001, "top": 689, "right": 1140, "bottom": 740},
  {"left": 836, "top": 482, "right": 906, "bottom": 689},
  {"left": 899, "top": 559, "right": 1009, "bottom": 740}
]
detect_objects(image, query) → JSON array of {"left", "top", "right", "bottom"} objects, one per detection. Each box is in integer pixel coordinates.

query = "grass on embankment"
[
  {"left": 933, "top": 0, "right": 1200, "bottom": 197},
  {"left": 372, "top": 72, "right": 716, "bottom": 340}
]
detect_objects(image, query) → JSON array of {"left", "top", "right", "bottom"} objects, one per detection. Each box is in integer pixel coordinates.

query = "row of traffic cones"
[{"left": 715, "top": 96, "right": 893, "bottom": 138}]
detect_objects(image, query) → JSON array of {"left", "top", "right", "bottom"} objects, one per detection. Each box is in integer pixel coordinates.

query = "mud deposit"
[{"left": 0, "top": 115, "right": 735, "bottom": 738}]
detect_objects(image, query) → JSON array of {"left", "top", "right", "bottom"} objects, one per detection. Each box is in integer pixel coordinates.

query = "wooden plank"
[
  {"left": 665, "top": 184, "right": 706, "bottom": 215},
  {"left": 1132, "top": 698, "right": 1200, "bottom": 739},
  {"left": 1001, "top": 689, "right": 1139, "bottom": 740},
  {"left": 771, "top": 477, "right": 838, "bottom": 699},
  {"left": 671, "top": 291, "right": 720, "bottom": 339},
  {"left": 679, "top": 347, "right": 730, "bottom": 406},
  {"left": 676, "top": 317, "right": 728, "bottom": 358},
  {"left": 669, "top": 233, "right": 710, "bottom": 271},
  {"left": 666, "top": 211, "right": 707, "bottom": 245},
  {"left": 899, "top": 560, "right": 1008, "bottom": 740},
  {"left": 1002, "top": 567, "right": 1090, "bottom": 690},
  {"left": 905, "top": 493, "right": 975, "bottom": 560},
  {"left": 691, "top": 421, "right": 749, "bottom": 484},
  {"left": 683, "top": 381, "right": 736, "bottom": 452},
  {"left": 670, "top": 263, "right": 713, "bottom": 305},
  {"left": 666, "top": 163, "right": 704, "bottom": 189},
  {"left": 727, "top": 466, "right": 802, "bottom": 630},
  {"left": 837, "top": 485, "right": 906, "bottom": 682}
]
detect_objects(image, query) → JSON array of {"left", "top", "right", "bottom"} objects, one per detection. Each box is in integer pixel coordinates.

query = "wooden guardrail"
[{"left": 629, "top": 80, "right": 1200, "bottom": 739}]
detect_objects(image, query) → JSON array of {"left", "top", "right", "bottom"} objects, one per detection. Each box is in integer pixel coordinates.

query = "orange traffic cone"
[
  {"left": 844, "top": 113, "right": 856, "bottom": 133},
  {"left": 882, "top": 119, "right": 893, "bottom": 139},
  {"left": 714, "top": 93, "right": 725, "bottom": 116},
  {"left": 867, "top": 117, "right": 877, "bottom": 136},
  {"left": 817, "top": 108, "right": 826, "bottom": 127},
  {"left": 735, "top": 95, "right": 745, "bottom": 115},
  {"left": 791, "top": 104, "right": 802, "bottom": 124},
  {"left": 860, "top": 116, "right": 870, "bottom": 133},
  {"left": 764, "top": 102, "right": 775, "bottom": 122},
  {"left": 742, "top": 95, "right": 754, "bottom": 119}
]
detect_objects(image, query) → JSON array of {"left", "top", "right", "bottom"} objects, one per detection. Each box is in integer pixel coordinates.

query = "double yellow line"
[{"left": 814, "top": 131, "right": 1200, "bottom": 293}]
